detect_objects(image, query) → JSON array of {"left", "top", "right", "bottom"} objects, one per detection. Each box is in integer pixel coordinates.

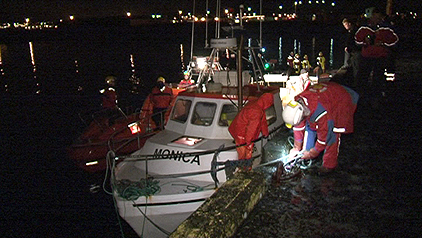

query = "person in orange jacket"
[
  {"left": 228, "top": 93, "right": 274, "bottom": 161},
  {"left": 282, "top": 82, "right": 359, "bottom": 173},
  {"left": 148, "top": 77, "right": 173, "bottom": 128}
]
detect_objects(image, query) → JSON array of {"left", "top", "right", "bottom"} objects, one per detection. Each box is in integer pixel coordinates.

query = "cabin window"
[
  {"left": 265, "top": 105, "right": 277, "bottom": 126},
  {"left": 191, "top": 102, "right": 217, "bottom": 126},
  {"left": 219, "top": 104, "right": 238, "bottom": 127},
  {"left": 171, "top": 99, "right": 192, "bottom": 123}
]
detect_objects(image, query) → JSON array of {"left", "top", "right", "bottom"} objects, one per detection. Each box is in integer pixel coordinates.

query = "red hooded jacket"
[
  {"left": 229, "top": 93, "right": 274, "bottom": 146},
  {"left": 355, "top": 26, "right": 398, "bottom": 58},
  {"left": 293, "top": 82, "right": 358, "bottom": 152}
]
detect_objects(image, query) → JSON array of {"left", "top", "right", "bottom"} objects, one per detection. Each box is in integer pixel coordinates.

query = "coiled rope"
[{"left": 116, "top": 179, "right": 161, "bottom": 201}]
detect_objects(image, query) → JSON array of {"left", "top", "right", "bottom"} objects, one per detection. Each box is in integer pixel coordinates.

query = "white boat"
[
  {"left": 111, "top": 80, "right": 285, "bottom": 237},
  {"left": 110, "top": 2, "right": 289, "bottom": 236}
]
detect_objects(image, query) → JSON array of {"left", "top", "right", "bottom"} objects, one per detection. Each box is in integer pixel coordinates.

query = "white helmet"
[{"left": 282, "top": 101, "right": 307, "bottom": 128}]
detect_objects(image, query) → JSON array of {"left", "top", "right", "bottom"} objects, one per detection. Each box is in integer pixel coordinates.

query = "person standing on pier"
[
  {"left": 354, "top": 7, "right": 398, "bottom": 108},
  {"left": 341, "top": 18, "right": 361, "bottom": 84}
]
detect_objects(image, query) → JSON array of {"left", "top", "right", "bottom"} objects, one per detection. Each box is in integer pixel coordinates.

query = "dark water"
[
  {"left": 1, "top": 20, "right": 421, "bottom": 237},
  {"left": 0, "top": 21, "right": 347, "bottom": 96}
]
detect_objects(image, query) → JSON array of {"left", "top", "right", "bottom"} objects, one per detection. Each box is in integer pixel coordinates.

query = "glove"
[
  {"left": 289, "top": 147, "right": 301, "bottom": 159},
  {"left": 288, "top": 140, "right": 303, "bottom": 160},
  {"left": 301, "top": 148, "right": 320, "bottom": 160}
]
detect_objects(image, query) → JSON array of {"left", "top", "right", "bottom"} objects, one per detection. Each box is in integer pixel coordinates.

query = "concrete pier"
[{"left": 170, "top": 171, "right": 267, "bottom": 238}]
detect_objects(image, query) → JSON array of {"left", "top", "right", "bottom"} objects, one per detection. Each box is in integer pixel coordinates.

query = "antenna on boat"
[{"left": 237, "top": 5, "right": 244, "bottom": 111}]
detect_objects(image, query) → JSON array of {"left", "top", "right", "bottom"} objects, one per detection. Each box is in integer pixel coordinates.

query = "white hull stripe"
[{"left": 132, "top": 198, "right": 208, "bottom": 207}]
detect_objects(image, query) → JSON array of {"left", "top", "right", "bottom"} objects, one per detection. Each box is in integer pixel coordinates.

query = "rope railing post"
[{"left": 211, "top": 144, "right": 225, "bottom": 188}]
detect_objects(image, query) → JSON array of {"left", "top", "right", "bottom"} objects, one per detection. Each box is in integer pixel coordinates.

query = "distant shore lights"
[
  {"left": 29, "top": 42, "right": 36, "bottom": 73},
  {"left": 0, "top": 45, "right": 4, "bottom": 77}
]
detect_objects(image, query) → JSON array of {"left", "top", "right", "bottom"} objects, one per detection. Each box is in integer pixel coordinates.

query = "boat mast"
[
  {"left": 259, "top": 0, "right": 263, "bottom": 48},
  {"left": 190, "top": 0, "right": 196, "bottom": 64},
  {"left": 215, "top": 0, "right": 221, "bottom": 39},
  {"left": 237, "top": 5, "right": 244, "bottom": 111},
  {"left": 205, "top": 0, "right": 209, "bottom": 48}
]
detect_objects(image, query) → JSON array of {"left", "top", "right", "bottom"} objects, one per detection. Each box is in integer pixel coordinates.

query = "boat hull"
[
  {"left": 116, "top": 188, "right": 215, "bottom": 237},
  {"left": 113, "top": 85, "right": 284, "bottom": 237}
]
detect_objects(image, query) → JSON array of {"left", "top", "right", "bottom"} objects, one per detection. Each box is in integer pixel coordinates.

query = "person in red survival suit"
[
  {"left": 149, "top": 76, "right": 173, "bottom": 128},
  {"left": 229, "top": 93, "right": 274, "bottom": 163},
  {"left": 282, "top": 82, "right": 359, "bottom": 174},
  {"left": 100, "top": 75, "right": 118, "bottom": 109},
  {"left": 99, "top": 75, "right": 121, "bottom": 126},
  {"left": 354, "top": 7, "right": 398, "bottom": 108}
]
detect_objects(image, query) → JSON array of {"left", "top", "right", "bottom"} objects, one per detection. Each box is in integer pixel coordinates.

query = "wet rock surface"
[{"left": 233, "top": 56, "right": 422, "bottom": 237}]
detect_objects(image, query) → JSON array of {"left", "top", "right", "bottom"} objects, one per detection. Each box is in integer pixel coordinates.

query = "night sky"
[{"left": 0, "top": 0, "right": 420, "bottom": 21}]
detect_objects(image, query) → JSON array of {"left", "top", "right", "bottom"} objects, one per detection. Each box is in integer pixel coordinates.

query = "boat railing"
[
  {"left": 106, "top": 104, "right": 176, "bottom": 154},
  {"left": 92, "top": 106, "right": 128, "bottom": 122},
  {"left": 106, "top": 111, "right": 155, "bottom": 151},
  {"left": 149, "top": 109, "right": 168, "bottom": 131},
  {"left": 77, "top": 106, "right": 128, "bottom": 132}
]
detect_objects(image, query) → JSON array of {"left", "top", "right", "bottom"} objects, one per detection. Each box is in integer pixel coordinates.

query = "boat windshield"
[
  {"left": 219, "top": 104, "right": 238, "bottom": 127},
  {"left": 217, "top": 104, "right": 277, "bottom": 127},
  {"left": 170, "top": 99, "right": 192, "bottom": 123},
  {"left": 191, "top": 102, "right": 217, "bottom": 126}
]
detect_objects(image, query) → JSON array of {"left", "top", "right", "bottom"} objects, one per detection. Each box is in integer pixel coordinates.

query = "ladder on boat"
[{"left": 247, "top": 47, "right": 266, "bottom": 84}]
